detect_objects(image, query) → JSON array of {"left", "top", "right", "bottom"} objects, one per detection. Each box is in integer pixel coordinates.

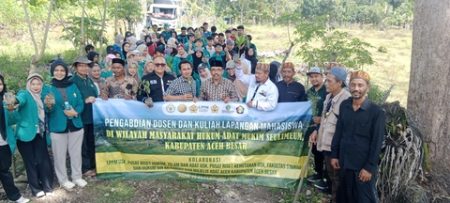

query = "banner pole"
[{"left": 293, "top": 143, "right": 313, "bottom": 203}]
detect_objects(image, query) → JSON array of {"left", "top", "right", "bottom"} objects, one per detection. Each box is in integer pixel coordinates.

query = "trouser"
[
  {"left": 325, "top": 155, "right": 340, "bottom": 203},
  {"left": 16, "top": 135, "right": 53, "bottom": 195},
  {"left": 337, "top": 169, "right": 378, "bottom": 203},
  {"left": 82, "top": 124, "right": 96, "bottom": 173},
  {"left": 0, "top": 145, "right": 21, "bottom": 201},
  {"left": 51, "top": 129, "right": 84, "bottom": 184},
  {"left": 304, "top": 127, "right": 325, "bottom": 178},
  {"left": 312, "top": 143, "right": 325, "bottom": 178}
]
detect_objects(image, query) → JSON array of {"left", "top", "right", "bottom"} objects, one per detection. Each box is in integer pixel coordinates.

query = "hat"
[
  {"left": 73, "top": 56, "right": 92, "bottom": 66},
  {"left": 50, "top": 59, "right": 68, "bottom": 77},
  {"left": 307, "top": 67, "right": 322, "bottom": 76},
  {"left": 112, "top": 58, "right": 125, "bottom": 66},
  {"left": 330, "top": 67, "right": 347, "bottom": 82},
  {"left": 226, "top": 61, "right": 235, "bottom": 69},
  {"left": 26, "top": 72, "right": 44, "bottom": 82},
  {"left": 350, "top": 70, "right": 370, "bottom": 83},
  {"left": 210, "top": 60, "right": 224, "bottom": 69},
  {"left": 226, "top": 39, "right": 235, "bottom": 46}
]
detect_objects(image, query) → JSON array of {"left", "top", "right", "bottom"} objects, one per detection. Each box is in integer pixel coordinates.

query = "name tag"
[{"left": 150, "top": 80, "right": 157, "bottom": 85}]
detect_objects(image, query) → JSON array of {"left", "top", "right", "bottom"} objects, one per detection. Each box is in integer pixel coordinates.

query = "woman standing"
[
  {"left": 46, "top": 59, "right": 87, "bottom": 190},
  {"left": 0, "top": 74, "right": 30, "bottom": 203},
  {"left": 13, "top": 73, "right": 53, "bottom": 197}
]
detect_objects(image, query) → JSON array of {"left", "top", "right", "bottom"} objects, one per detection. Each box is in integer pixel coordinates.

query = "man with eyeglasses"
[{"left": 137, "top": 56, "right": 175, "bottom": 102}]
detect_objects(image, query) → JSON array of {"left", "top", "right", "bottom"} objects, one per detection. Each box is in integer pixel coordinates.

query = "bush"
[{"left": 0, "top": 49, "right": 79, "bottom": 92}]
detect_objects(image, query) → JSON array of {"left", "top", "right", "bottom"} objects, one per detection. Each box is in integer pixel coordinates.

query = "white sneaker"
[
  {"left": 62, "top": 181, "right": 75, "bottom": 190},
  {"left": 15, "top": 196, "right": 30, "bottom": 203},
  {"left": 73, "top": 179, "right": 87, "bottom": 188},
  {"left": 35, "top": 191, "right": 45, "bottom": 198}
]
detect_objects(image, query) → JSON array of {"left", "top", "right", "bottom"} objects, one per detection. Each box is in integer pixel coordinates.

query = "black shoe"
[
  {"left": 313, "top": 179, "right": 329, "bottom": 191},
  {"left": 307, "top": 174, "right": 322, "bottom": 183}
]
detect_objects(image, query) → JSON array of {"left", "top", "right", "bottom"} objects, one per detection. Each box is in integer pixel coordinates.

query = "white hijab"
[{"left": 26, "top": 77, "right": 45, "bottom": 123}]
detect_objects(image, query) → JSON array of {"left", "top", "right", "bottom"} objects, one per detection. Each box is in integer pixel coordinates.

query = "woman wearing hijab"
[
  {"left": 46, "top": 59, "right": 87, "bottom": 190},
  {"left": 245, "top": 48, "right": 258, "bottom": 74},
  {"left": 191, "top": 48, "right": 207, "bottom": 74},
  {"left": 0, "top": 75, "right": 30, "bottom": 203},
  {"left": 13, "top": 73, "right": 53, "bottom": 198},
  {"left": 121, "top": 42, "right": 131, "bottom": 60}
]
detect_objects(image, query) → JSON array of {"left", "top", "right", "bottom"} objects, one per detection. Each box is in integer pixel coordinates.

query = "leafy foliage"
[
  {"left": 294, "top": 21, "right": 374, "bottom": 69},
  {"left": 62, "top": 16, "right": 108, "bottom": 48}
]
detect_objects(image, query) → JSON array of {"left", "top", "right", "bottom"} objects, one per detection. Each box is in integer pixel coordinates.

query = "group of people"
[
  {"left": 0, "top": 22, "right": 385, "bottom": 203},
  {"left": 304, "top": 66, "right": 386, "bottom": 203}
]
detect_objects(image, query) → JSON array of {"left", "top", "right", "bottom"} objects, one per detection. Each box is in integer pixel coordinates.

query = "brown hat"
[
  {"left": 350, "top": 70, "right": 370, "bottom": 83},
  {"left": 73, "top": 56, "right": 92, "bottom": 67}
]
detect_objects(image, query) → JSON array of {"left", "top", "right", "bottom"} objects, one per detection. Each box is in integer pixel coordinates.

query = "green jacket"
[
  {"left": 14, "top": 90, "right": 42, "bottom": 142},
  {"left": 71, "top": 74, "right": 98, "bottom": 125},
  {"left": 46, "top": 84, "right": 84, "bottom": 133},
  {"left": 2, "top": 105, "right": 17, "bottom": 153}
]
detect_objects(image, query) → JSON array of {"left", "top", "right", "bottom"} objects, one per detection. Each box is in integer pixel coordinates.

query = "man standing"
[
  {"left": 101, "top": 58, "right": 138, "bottom": 99},
  {"left": 164, "top": 60, "right": 197, "bottom": 101},
  {"left": 71, "top": 56, "right": 98, "bottom": 177},
  {"left": 200, "top": 60, "right": 238, "bottom": 102},
  {"left": 276, "top": 63, "right": 307, "bottom": 102},
  {"left": 138, "top": 56, "right": 175, "bottom": 103},
  {"left": 235, "top": 59, "right": 279, "bottom": 111},
  {"left": 331, "top": 71, "right": 385, "bottom": 203},
  {"left": 310, "top": 67, "right": 351, "bottom": 202},
  {"left": 305, "top": 67, "right": 328, "bottom": 187}
]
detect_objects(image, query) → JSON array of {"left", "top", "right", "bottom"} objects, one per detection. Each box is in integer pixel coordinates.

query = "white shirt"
[
  {"left": 0, "top": 132, "right": 7, "bottom": 146},
  {"left": 235, "top": 65, "right": 279, "bottom": 111}
]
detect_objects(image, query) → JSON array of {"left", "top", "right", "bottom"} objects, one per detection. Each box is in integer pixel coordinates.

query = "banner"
[{"left": 93, "top": 99, "right": 312, "bottom": 188}]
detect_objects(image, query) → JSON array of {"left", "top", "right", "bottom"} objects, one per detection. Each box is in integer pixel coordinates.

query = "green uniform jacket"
[
  {"left": 46, "top": 84, "right": 84, "bottom": 133},
  {"left": 2, "top": 104, "right": 17, "bottom": 153},
  {"left": 14, "top": 90, "right": 42, "bottom": 142}
]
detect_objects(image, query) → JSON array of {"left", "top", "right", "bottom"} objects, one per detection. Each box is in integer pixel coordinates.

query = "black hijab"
[
  {"left": 0, "top": 74, "right": 7, "bottom": 139},
  {"left": 245, "top": 48, "right": 258, "bottom": 74},
  {"left": 50, "top": 59, "right": 73, "bottom": 88},
  {"left": 122, "top": 42, "right": 130, "bottom": 60},
  {"left": 192, "top": 50, "right": 204, "bottom": 73}
]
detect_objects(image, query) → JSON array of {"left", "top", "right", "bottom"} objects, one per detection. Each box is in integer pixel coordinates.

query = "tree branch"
[{"left": 39, "top": 0, "right": 55, "bottom": 62}]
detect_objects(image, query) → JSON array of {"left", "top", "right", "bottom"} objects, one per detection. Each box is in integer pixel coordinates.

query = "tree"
[
  {"left": 408, "top": 0, "right": 450, "bottom": 199},
  {"left": 109, "top": 0, "right": 142, "bottom": 32},
  {"left": 20, "top": 0, "right": 55, "bottom": 73}
]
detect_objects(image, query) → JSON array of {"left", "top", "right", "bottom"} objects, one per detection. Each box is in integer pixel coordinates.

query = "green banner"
[{"left": 93, "top": 99, "right": 312, "bottom": 188}]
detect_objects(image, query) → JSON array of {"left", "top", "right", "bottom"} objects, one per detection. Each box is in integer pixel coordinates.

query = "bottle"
[{"left": 64, "top": 101, "right": 73, "bottom": 119}]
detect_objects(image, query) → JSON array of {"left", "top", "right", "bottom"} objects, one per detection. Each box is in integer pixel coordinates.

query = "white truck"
[{"left": 146, "top": 0, "right": 181, "bottom": 29}]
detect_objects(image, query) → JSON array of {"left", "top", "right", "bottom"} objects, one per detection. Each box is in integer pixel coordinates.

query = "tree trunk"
[
  {"left": 80, "top": 0, "right": 86, "bottom": 55},
  {"left": 408, "top": 0, "right": 450, "bottom": 196},
  {"left": 20, "top": 0, "right": 39, "bottom": 61},
  {"left": 99, "top": 0, "right": 108, "bottom": 56}
]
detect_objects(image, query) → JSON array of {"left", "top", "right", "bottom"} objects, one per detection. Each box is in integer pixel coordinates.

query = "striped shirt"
[{"left": 200, "top": 78, "right": 238, "bottom": 102}]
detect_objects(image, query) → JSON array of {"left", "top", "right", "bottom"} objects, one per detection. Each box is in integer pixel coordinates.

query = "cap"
[
  {"left": 330, "top": 67, "right": 347, "bottom": 82},
  {"left": 307, "top": 67, "right": 322, "bottom": 76}
]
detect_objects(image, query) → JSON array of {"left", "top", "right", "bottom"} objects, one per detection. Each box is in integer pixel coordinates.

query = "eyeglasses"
[{"left": 154, "top": 63, "right": 166, "bottom": 67}]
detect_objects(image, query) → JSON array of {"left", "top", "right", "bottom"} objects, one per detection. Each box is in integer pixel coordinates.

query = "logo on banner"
[
  {"left": 211, "top": 104, "right": 219, "bottom": 113},
  {"left": 189, "top": 104, "right": 198, "bottom": 113},
  {"left": 166, "top": 104, "right": 176, "bottom": 113},
  {"left": 177, "top": 104, "right": 187, "bottom": 113},
  {"left": 236, "top": 105, "right": 245, "bottom": 114}
]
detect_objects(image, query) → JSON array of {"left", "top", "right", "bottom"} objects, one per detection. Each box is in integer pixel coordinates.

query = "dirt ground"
[{"left": 0, "top": 175, "right": 328, "bottom": 203}]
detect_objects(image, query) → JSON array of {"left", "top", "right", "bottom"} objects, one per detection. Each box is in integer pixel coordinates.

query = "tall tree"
[
  {"left": 20, "top": 0, "right": 55, "bottom": 73},
  {"left": 408, "top": 0, "right": 450, "bottom": 197}
]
